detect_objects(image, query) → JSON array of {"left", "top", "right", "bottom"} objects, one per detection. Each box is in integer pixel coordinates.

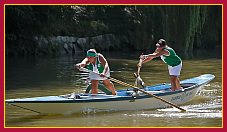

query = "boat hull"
[{"left": 6, "top": 74, "right": 215, "bottom": 114}]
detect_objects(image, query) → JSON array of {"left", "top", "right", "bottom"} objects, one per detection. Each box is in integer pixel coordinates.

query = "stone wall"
[{"left": 34, "top": 34, "right": 120, "bottom": 55}]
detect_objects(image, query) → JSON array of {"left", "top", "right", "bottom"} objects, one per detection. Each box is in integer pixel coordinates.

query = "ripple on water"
[{"left": 123, "top": 101, "right": 222, "bottom": 119}]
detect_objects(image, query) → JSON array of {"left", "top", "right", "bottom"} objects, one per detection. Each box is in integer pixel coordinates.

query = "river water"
[{"left": 5, "top": 52, "right": 222, "bottom": 127}]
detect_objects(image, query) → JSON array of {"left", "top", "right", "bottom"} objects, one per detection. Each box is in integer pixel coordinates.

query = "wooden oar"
[
  {"left": 137, "top": 57, "right": 143, "bottom": 74},
  {"left": 79, "top": 67, "right": 186, "bottom": 112},
  {"left": 134, "top": 57, "right": 145, "bottom": 87}
]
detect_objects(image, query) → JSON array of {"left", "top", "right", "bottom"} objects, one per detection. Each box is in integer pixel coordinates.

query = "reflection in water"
[{"left": 5, "top": 55, "right": 222, "bottom": 127}]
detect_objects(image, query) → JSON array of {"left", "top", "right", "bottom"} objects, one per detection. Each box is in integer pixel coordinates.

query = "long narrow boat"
[{"left": 6, "top": 74, "right": 215, "bottom": 114}]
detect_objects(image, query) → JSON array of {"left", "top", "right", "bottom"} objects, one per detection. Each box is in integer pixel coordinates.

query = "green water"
[{"left": 5, "top": 55, "right": 222, "bottom": 127}]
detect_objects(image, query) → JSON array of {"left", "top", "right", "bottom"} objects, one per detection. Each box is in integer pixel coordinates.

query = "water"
[{"left": 5, "top": 54, "right": 222, "bottom": 127}]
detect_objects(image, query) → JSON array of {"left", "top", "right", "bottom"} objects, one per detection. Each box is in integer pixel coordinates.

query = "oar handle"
[
  {"left": 137, "top": 58, "right": 143, "bottom": 75},
  {"left": 137, "top": 53, "right": 144, "bottom": 75}
]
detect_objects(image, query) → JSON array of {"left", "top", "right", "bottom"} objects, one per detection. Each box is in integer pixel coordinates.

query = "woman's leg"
[
  {"left": 168, "top": 63, "right": 182, "bottom": 91},
  {"left": 170, "top": 75, "right": 177, "bottom": 91},
  {"left": 103, "top": 79, "right": 116, "bottom": 95},
  {"left": 176, "top": 77, "right": 181, "bottom": 89},
  {"left": 91, "top": 80, "right": 99, "bottom": 94},
  {"left": 170, "top": 75, "right": 182, "bottom": 91}
]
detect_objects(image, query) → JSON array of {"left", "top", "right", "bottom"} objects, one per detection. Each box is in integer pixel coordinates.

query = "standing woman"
[
  {"left": 140, "top": 39, "right": 183, "bottom": 91},
  {"left": 75, "top": 49, "right": 116, "bottom": 95}
]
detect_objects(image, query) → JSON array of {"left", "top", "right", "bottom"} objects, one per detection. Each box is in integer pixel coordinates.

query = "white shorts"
[
  {"left": 89, "top": 72, "right": 110, "bottom": 80},
  {"left": 168, "top": 63, "right": 182, "bottom": 76}
]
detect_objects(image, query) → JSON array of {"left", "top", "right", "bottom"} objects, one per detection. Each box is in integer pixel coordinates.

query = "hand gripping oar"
[{"left": 79, "top": 67, "right": 186, "bottom": 112}]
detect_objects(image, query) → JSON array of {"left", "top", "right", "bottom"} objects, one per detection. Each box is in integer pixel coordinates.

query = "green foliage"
[{"left": 5, "top": 5, "right": 222, "bottom": 58}]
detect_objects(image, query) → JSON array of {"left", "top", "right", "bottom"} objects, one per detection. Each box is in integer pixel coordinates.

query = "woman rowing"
[
  {"left": 140, "top": 39, "right": 183, "bottom": 91},
  {"left": 75, "top": 49, "right": 116, "bottom": 95}
]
